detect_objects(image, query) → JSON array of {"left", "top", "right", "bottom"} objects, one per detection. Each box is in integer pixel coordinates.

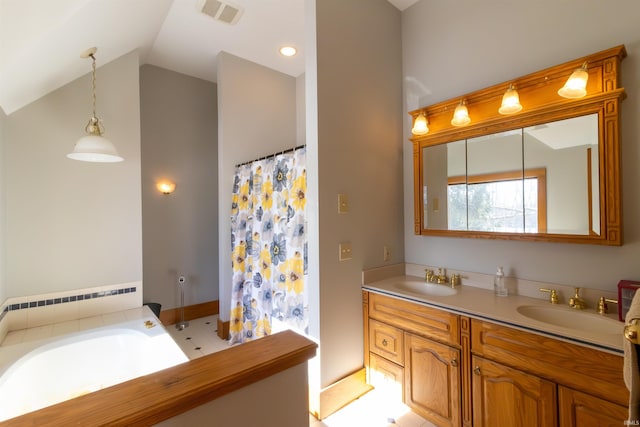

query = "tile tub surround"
[
  {"left": 0, "top": 305, "right": 188, "bottom": 421},
  {"left": 0, "top": 282, "right": 142, "bottom": 343},
  {"left": 363, "top": 265, "right": 623, "bottom": 354}
]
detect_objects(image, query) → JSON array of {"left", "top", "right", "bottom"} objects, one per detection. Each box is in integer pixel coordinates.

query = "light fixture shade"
[
  {"left": 499, "top": 85, "right": 523, "bottom": 115},
  {"left": 157, "top": 181, "right": 176, "bottom": 194},
  {"left": 70, "top": 47, "right": 123, "bottom": 163},
  {"left": 451, "top": 101, "right": 471, "bottom": 127},
  {"left": 558, "top": 63, "right": 588, "bottom": 99},
  {"left": 411, "top": 112, "right": 429, "bottom": 135},
  {"left": 67, "top": 134, "right": 123, "bottom": 163}
]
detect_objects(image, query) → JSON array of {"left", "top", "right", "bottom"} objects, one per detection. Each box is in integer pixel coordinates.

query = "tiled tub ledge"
[
  {"left": 0, "top": 282, "right": 142, "bottom": 343},
  {"left": 3, "top": 330, "right": 317, "bottom": 427}
]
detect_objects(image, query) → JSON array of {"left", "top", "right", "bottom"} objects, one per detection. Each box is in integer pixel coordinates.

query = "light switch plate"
[
  {"left": 338, "top": 194, "right": 349, "bottom": 214},
  {"left": 339, "top": 242, "right": 352, "bottom": 261}
]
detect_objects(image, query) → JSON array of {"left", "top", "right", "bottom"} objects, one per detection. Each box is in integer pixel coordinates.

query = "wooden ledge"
[{"left": 3, "top": 330, "right": 317, "bottom": 427}]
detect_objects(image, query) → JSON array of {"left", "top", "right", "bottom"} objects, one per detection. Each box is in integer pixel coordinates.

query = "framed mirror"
[{"left": 410, "top": 45, "right": 626, "bottom": 245}]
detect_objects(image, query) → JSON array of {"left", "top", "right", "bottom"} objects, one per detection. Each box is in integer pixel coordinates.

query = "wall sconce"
[
  {"left": 411, "top": 111, "right": 429, "bottom": 135},
  {"left": 67, "top": 47, "right": 123, "bottom": 163},
  {"left": 157, "top": 181, "right": 176, "bottom": 195},
  {"left": 558, "top": 62, "right": 588, "bottom": 99},
  {"left": 498, "top": 84, "right": 523, "bottom": 115},
  {"left": 451, "top": 100, "right": 471, "bottom": 127}
]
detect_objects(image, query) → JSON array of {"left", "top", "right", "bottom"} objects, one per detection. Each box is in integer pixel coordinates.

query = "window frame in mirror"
[{"left": 410, "top": 45, "right": 626, "bottom": 245}]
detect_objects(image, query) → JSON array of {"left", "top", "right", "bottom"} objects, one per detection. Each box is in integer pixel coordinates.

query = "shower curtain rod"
[{"left": 235, "top": 144, "right": 306, "bottom": 168}]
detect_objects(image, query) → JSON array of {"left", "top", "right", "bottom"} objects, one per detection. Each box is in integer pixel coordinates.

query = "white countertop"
[{"left": 363, "top": 275, "right": 625, "bottom": 355}]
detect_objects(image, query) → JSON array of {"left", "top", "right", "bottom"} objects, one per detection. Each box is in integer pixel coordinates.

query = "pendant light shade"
[
  {"left": 68, "top": 47, "right": 123, "bottom": 163},
  {"left": 451, "top": 100, "right": 471, "bottom": 127},
  {"left": 558, "top": 62, "right": 589, "bottom": 99},
  {"left": 411, "top": 111, "right": 429, "bottom": 135},
  {"left": 498, "top": 84, "right": 523, "bottom": 115},
  {"left": 68, "top": 135, "right": 122, "bottom": 163}
]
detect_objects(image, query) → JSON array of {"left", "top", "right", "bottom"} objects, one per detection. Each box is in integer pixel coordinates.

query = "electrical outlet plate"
[
  {"left": 383, "top": 246, "right": 391, "bottom": 262},
  {"left": 338, "top": 193, "right": 349, "bottom": 214},
  {"left": 339, "top": 242, "right": 352, "bottom": 261}
]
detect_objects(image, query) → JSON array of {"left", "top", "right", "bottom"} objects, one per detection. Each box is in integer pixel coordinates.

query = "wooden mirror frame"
[{"left": 410, "top": 45, "right": 626, "bottom": 245}]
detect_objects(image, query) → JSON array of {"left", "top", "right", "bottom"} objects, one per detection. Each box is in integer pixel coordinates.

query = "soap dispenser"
[{"left": 494, "top": 266, "right": 507, "bottom": 297}]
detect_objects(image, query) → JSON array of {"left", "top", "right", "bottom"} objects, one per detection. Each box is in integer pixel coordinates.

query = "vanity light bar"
[{"left": 408, "top": 46, "right": 627, "bottom": 138}]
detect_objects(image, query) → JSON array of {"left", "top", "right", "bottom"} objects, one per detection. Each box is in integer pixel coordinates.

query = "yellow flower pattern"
[
  {"left": 291, "top": 171, "right": 306, "bottom": 211},
  {"left": 229, "top": 148, "right": 307, "bottom": 344}
]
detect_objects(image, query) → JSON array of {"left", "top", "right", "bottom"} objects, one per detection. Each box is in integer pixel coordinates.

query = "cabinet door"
[
  {"left": 558, "top": 386, "right": 628, "bottom": 427},
  {"left": 404, "top": 333, "right": 461, "bottom": 427},
  {"left": 472, "top": 356, "right": 557, "bottom": 427}
]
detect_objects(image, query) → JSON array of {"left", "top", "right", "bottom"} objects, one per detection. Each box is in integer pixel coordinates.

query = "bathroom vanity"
[{"left": 363, "top": 278, "right": 627, "bottom": 426}]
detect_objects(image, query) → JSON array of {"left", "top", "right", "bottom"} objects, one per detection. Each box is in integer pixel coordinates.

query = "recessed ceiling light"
[{"left": 279, "top": 46, "right": 297, "bottom": 57}]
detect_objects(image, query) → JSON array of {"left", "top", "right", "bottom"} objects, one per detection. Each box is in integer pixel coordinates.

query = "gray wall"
[
  {"left": 402, "top": 0, "right": 640, "bottom": 289},
  {"left": 0, "top": 108, "right": 5, "bottom": 304},
  {"left": 314, "top": 0, "right": 404, "bottom": 387},
  {"left": 140, "top": 65, "right": 218, "bottom": 310},
  {"left": 217, "top": 52, "right": 298, "bottom": 323},
  {"left": 3, "top": 51, "right": 142, "bottom": 297}
]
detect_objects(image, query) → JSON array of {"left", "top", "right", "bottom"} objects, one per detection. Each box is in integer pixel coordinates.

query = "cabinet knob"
[
  {"left": 451, "top": 358, "right": 458, "bottom": 367},
  {"left": 382, "top": 339, "right": 388, "bottom": 347},
  {"left": 473, "top": 366, "right": 481, "bottom": 376}
]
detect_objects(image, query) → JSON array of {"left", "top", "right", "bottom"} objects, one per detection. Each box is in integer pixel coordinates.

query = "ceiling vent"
[{"left": 200, "top": 0, "right": 244, "bottom": 25}]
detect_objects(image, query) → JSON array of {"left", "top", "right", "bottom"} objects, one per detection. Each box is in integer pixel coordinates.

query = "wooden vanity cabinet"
[
  {"left": 363, "top": 292, "right": 628, "bottom": 426},
  {"left": 472, "top": 319, "right": 628, "bottom": 427},
  {"left": 366, "top": 292, "right": 462, "bottom": 427}
]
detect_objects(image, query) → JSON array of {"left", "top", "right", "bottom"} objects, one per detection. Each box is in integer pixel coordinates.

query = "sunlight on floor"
[
  {"left": 166, "top": 315, "right": 434, "bottom": 427},
  {"left": 309, "top": 388, "right": 435, "bottom": 427}
]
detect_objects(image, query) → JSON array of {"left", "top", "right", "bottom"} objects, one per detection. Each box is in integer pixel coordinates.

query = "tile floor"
[
  {"left": 166, "top": 315, "right": 229, "bottom": 358},
  {"left": 167, "top": 315, "right": 435, "bottom": 427}
]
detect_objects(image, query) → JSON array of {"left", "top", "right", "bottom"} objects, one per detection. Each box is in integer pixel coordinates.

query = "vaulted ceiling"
[{"left": 0, "top": 0, "right": 417, "bottom": 115}]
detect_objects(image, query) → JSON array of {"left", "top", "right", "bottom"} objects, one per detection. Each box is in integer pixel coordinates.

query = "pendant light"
[
  {"left": 451, "top": 100, "right": 471, "bottom": 127},
  {"left": 67, "top": 47, "right": 123, "bottom": 163},
  {"left": 498, "top": 84, "right": 523, "bottom": 115},
  {"left": 558, "top": 62, "right": 588, "bottom": 99},
  {"left": 411, "top": 111, "right": 429, "bottom": 135}
]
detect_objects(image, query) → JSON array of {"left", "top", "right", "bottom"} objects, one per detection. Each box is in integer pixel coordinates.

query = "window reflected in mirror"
[{"left": 422, "top": 113, "right": 598, "bottom": 237}]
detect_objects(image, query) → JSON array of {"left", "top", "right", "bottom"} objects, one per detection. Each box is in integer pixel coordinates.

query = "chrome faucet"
[{"left": 568, "top": 287, "right": 586, "bottom": 310}]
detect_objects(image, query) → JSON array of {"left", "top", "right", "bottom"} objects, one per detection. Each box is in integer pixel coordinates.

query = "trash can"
[{"left": 144, "top": 302, "right": 162, "bottom": 318}]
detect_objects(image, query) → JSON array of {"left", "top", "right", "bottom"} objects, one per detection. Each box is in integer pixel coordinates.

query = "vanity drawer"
[
  {"left": 369, "top": 353, "right": 404, "bottom": 399},
  {"left": 369, "top": 292, "right": 459, "bottom": 346},
  {"left": 369, "top": 319, "right": 404, "bottom": 365}
]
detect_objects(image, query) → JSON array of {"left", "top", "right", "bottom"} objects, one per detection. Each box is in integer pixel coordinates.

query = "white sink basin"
[
  {"left": 516, "top": 305, "right": 622, "bottom": 335},
  {"left": 393, "top": 280, "right": 458, "bottom": 297}
]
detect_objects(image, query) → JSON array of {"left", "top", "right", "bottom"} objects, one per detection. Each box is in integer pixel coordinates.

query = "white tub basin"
[
  {"left": 516, "top": 305, "right": 622, "bottom": 335},
  {"left": 393, "top": 280, "right": 458, "bottom": 297}
]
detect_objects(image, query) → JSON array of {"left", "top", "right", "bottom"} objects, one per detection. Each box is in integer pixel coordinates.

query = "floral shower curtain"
[{"left": 229, "top": 147, "right": 307, "bottom": 345}]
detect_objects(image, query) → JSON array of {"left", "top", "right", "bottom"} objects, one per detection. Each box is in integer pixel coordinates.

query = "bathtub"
[{"left": 0, "top": 307, "right": 189, "bottom": 421}]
